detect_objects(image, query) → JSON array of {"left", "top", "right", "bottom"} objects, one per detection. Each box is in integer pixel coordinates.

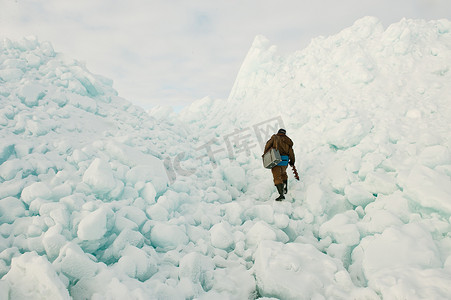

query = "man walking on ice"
[{"left": 263, "top": 128, "right": 295, "bottom": 201}]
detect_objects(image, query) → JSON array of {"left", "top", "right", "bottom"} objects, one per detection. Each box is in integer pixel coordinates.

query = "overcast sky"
[{"left": 1, "top": 0, "right": 450, "bottom": 110}]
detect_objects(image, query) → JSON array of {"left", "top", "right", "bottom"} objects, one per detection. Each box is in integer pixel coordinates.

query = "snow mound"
[{"left": 178, "top": 16, "right": 451, "bottom": 299}]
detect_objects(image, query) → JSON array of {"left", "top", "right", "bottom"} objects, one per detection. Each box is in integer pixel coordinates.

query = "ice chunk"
[
  {"left": 18, "top": 82, "right": 46, "bottom": 107},
  {"left": 115, "top": 245, "right": 157, "bottom": 281},
  {"left": 254, "top": 240, "right": 354, "bottom": 300},
  {"left": 25, "top": 53, "right": 41, "bottom": 68},
  {"left": 179, "top": 252, "right": 215, "bottom": 292},
  {"left": 77, "top": 207, "right": 111, "bottom": 241},
  {"left": 110, "top": 228, "right": 144, "bottom": 256},
  {"left": 210, "top": 222, "right": 235, "bottom": 250},
  {"left": 82, "top": 158, "right": 116, "bottom": 194},
  {"left": 21, "top": 181, "right": 52, "bottom": 204},
  {"left": 71, "top": 274, "right": 156, "bottom": 300},
  {"left": 246, "top": 221, "right": 277, "bottom": 246},
  {"left": 403, "top": 165, "right": 451, "bottom": 213},
  {"left": 304, "top": 182, "right": 326, "bottom": 215},
  {"left": 52, "top": 182, "right": 73, "bottom": 199},
  {"left": 76, "top": 75, "right": 100, "bottom": 97},
  {"left": 42, "top": 225, "right": 67, "bottom": 261},
  {"left": 114, "top": 215, "right": 139, "bottom": 232},
  {"left": 274, "top": 213, "right": 290, "bottom": 229},
  {"left": 156, "top": 191, "right": 180, "bottom": 213},
  {"left": 3, "top": 252, "right": 70, "bottom": 299},
  {"left": 2, "top": 58, "right": 27, "bottom": 70},
  {"left": 325, "top": 159, "right": 350, "bottom": 192},
  {"left": 0, "top": 142, "right": 15, "bottom": 165},
  {"left": 25, "top": 116, "right": 58, "bottom": 136},
  {"left": 54, "top": 243, "right": 98, "bottom": 281},
  {"left": 355, "top": 223, "right": 441, "bottom": 276},
  {"left": 0, "top": 196, "right": 26, "bottom": 223},
  {"left": 207, "top": 264, "right": 256, "bottom": 299},
  {"left": 363, "top": 171, "right": 398, "bottom": 195},
  {"left": 66, "top": 93, "right": 97, "bottom": 113},
  {"left": 0, "top": 158, "right": 31, "bottom": 181},
  {"left": 326, "top": 118, "right": 372, "bottom": 149},
  {"left": 344, "top": 182, "right": 375, "bottom": 207},
  {"left": 360, "top": 209, "right": 403, "bottom": 234},
  {"left": 116, "top": 206, "right": 147, "bottom": 228},
  {"left": 140, "top": 182, "right": 157, "bottom": 204},
  {"left": 0, "top": 68, "right": 24, "bottom": 81},
  {"left": 223, "top": 202, "right": 243, "bottom": 226},
  {"left": 245, "top": 204, "right": 274, "bottom": 224},
  {"left": 151, "top": 223, "right": 189, "bottom": 250},
  {"left": 352, "top": 223, "right": 447, "bottom": 298},
  {"left": 146, "top": 203, "right": 169, "bottom": 221},
  {"left": 16, "top": 36, "right": 39, "bottom": 51},
  {"left": 418, "top": 145, "right": 450, "bottom": 168},
  {"left": 126, "top": 164, "right": 168, "bottom": 196},
  {"left": 70, "top": 149, "right": 89, "bottom": 163},
  {"left": 369, "top": 266, "right": 451, "bottom": 299},
  {"left": 0, "top": 280, "right": 9, "bottom": 300},
  {"left": 204, "top": 186, "right": 232, "bottom": 203},
  {"left": 104, "top": 141, "right": 169, "bottom": 194},
  {"left": 223, "top": 166, "right": 246, "bottom": 191},
  {"left": 0, "top": 177, "right": 28, "bottom": 200},
  {"left": 319, "top": 211, "right": 360, "bottom": 246}
]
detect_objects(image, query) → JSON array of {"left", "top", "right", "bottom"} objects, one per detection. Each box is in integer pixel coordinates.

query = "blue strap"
[{"left": 277, "top": 155, "right": 289, "bottom": 166}]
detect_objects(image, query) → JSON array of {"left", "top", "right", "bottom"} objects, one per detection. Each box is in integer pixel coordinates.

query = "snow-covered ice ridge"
[{"left": 1, "top": 16, "right": 451, "bottom": 299}]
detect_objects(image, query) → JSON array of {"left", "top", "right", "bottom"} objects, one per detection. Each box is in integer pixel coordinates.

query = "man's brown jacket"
[{"left": 263, "top": 133, "right": 295, "bottom": 165}]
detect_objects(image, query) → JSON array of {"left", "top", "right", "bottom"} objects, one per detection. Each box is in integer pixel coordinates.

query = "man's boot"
[
  {"left": 283, "top": 180, "right": 288, "bottom": 194},
  {"left": 275, "top": 184, "right": 285, "bottom": 201}
]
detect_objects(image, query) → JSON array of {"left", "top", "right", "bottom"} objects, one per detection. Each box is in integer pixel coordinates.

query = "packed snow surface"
[{"left": 1, "top": 17, "right": 451, "bottom": 299}]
